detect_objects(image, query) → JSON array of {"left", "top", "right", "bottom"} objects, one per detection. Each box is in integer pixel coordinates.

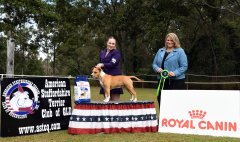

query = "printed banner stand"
[
  {"left": 158, "top": 90, "right": 240, "bottom": 138},
  {"left": 1, "top": 78, "right": 72, "bottom": 137}
]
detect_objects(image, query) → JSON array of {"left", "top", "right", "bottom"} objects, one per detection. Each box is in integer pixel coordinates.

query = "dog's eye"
[
  {"left": 94, "top": 72, "right": 97, "bottom": 74},
  {"left": 24, "top": 98, "right": 27, "bottom": 100}
]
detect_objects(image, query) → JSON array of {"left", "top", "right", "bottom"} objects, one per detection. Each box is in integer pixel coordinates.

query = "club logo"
[{"left": 2, "top": 80, "right": 40, "bottom": 119}]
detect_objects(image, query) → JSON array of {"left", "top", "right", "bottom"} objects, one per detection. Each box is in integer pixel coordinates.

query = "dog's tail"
[{"left": 129, "top": 76, "right": 144, "bottom": 81}]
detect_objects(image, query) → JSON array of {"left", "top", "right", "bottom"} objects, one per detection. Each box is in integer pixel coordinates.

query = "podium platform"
[{"left": 68, "top": 100, "right": 158, "bottom": 134}]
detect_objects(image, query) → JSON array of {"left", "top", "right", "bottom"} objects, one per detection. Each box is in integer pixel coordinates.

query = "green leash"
[{"left": 156, "top": 70, "right": 169, "bottom": 96}]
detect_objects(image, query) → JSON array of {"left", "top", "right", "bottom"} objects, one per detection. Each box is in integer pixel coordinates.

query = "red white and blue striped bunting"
[{"left": 68, "top": 101, "right": 158, "bottom": 134}]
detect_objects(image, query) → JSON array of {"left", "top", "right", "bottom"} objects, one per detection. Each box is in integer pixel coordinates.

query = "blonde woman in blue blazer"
[{"left": 152, "top": 33, "right": 188, "bottom": 108}]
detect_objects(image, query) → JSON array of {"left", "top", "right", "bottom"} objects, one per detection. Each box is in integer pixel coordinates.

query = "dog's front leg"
[{"left": 103, "top": 89, "right": 110, "bottom": 102}]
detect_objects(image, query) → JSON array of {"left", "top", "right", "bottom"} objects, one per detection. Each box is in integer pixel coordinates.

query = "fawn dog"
[{"left": 91, "top": 67, "right": 143, "bottom": 102}]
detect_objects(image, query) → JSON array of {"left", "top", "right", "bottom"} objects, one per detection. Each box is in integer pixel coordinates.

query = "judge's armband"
[{"left": 111, "top": 58, "right": 116, "bottom": 64}]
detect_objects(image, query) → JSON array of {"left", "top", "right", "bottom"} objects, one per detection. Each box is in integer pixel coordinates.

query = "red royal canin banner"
[{"left": 158, "top": 90, "right": 240, "bottom": 138}]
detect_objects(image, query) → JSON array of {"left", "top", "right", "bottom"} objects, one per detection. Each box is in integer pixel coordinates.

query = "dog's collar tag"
[{"left": 161, "top": 70, "right": 169, "bottom": 79}]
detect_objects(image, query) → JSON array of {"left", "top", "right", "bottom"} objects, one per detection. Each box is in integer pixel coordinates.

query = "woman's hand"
[
  {"left": 96, "top": 63, "right": 104, "bottom": 68},
  {"left": 168, "top": 71, "right": 175, "bottom": 77},
  {"left": 157, "top": 68, "right": 163, "bottom": 73}
]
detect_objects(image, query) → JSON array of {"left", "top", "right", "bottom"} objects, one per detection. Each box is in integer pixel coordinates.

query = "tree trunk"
[
  {"left": 115, "top": 32, "right": 124, "bottom": 75},
  {"left": 133, "top": 41, "right": 137, "bottom": 73},
  {"left": 45, "top": 40, "right": 49, "bottom": 75},
  {"left": 122, "top": 35, "right": 128, "bottom": 75},
  {"left": 53, "top": 46, "right": 55, "bottom": 76},
  {"left": 21, "top": 40, "right": 24, "bottom": 75},
  {"left": 121, "top": 57, "right": 126, "bottom": 75},
  {"left": 53, "top": 33, "right": 56, "bottom": 76},
  {"left": 47, "top": 58, "right": 49, "bottom": 75},
  {"left": 77, "top": 57, "right": 81, "bottom": 75}
]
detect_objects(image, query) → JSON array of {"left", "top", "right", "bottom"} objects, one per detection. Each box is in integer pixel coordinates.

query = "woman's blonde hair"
[
  {"left": 107, "top": 36, "right": 116, "bottom": 49},
  {"left": 164, "top": 33, "right": 181, "bottom": 49}
]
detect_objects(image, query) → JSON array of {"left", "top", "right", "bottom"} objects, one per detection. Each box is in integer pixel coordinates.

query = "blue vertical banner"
[{"left": 1, "top": 78, "right": 72, "bottom": 137}]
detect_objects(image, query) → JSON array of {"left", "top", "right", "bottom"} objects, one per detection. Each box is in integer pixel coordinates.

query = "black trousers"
[{"left": 157, "top": 78, "right": 185, "bottom": 108}]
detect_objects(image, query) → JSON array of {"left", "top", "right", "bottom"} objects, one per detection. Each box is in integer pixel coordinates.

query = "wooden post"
[
  {"left": 6, "top": 30, "right": 15, "bottom": 78},
  {"left": 6, "top": 4, "right": 15, "bottom": 78}
]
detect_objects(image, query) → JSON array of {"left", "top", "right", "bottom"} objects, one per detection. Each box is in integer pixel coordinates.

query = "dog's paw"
[
  {"left": 130, "top": 96, "right": 134, "bottom": 101},
  {"left": 133, "top": 98, "right": 137, "bottom": 102},
  {"left": 103, "top": 98, "right": 110, "bottom": 102}
]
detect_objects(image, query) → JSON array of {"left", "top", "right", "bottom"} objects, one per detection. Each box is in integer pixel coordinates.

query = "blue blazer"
[
  {"left": 99, "top": 49, "right": 121, "bottom": 75},
  {"left": 152, "top": 47, "right": 188, "bottom": 80}
]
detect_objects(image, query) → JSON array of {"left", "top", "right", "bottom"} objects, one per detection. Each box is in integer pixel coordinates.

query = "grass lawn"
[{"left": 1, "top": 86, "right": 240, "bottom": 141}]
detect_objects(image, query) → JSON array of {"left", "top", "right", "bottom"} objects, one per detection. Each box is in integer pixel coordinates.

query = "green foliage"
[
  {"left": 88, "top": 0, "right": 177, "bottom": 74},
  {"left": 25, "top": 51, "right": 45, "bottom": 75},
  {"left": 0, "top": 36, "right": 7, "bottom": 73},
  {"left": 170, "top": 0, "right": 240, "bottom": 76},
  {"left": 14, "top": 26, "right": 38, "bottom": 74},
  {"left": 1, "top": 0, "right": 240, "bottom": 78},
  {"left": 1, "top": 0, "right": 53, "bottom": 37},
  {"left": 14, "top": 49, "right": 45, "bottom": 75}
]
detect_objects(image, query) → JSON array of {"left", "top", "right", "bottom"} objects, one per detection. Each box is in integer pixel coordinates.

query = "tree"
[
  {"left": 56, "top": 23, "right": 97, "bottom": 76},
  {"left": 15, "top": 26, "right": 38, "bottom": 75},
  {"left": 173, "top": 0, "right": 240, "bottom": 77},
  {"left": 35, "top": 27, "right": 52, "bottom": 75},
  {"left": 36, "top": 0, "right": 83, "bottom": 75},
  {"left": 1, "top": 0, "right": 55, "bottom": 76},
  {"left": 53, "top": 0, "right": 97, "bottom": 76},
  {"left": 201, "top": 0, "right": 240, "bottom": 17},
  {"left": 0, "top": 35, "right": 7, "bottom": 74},
  {"left": 89, "top": 0, "right": 153, "bottom": 75},
  {"left": 25, "top": 50, "right": 45, "bottom": 76},
  {"left": 89, "top": 0, "right": 189, "bottom": 75}
]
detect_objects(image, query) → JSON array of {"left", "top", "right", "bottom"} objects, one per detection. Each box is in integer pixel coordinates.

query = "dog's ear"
[
  {"left": 91, "top": 67, "right": 94, "bottom": 71},
  {"left": 13, "top": 91, "right": 22, "bottom": 98},
  {"left": 97, "top": 68, "right": 102, "bottom": 72}
]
